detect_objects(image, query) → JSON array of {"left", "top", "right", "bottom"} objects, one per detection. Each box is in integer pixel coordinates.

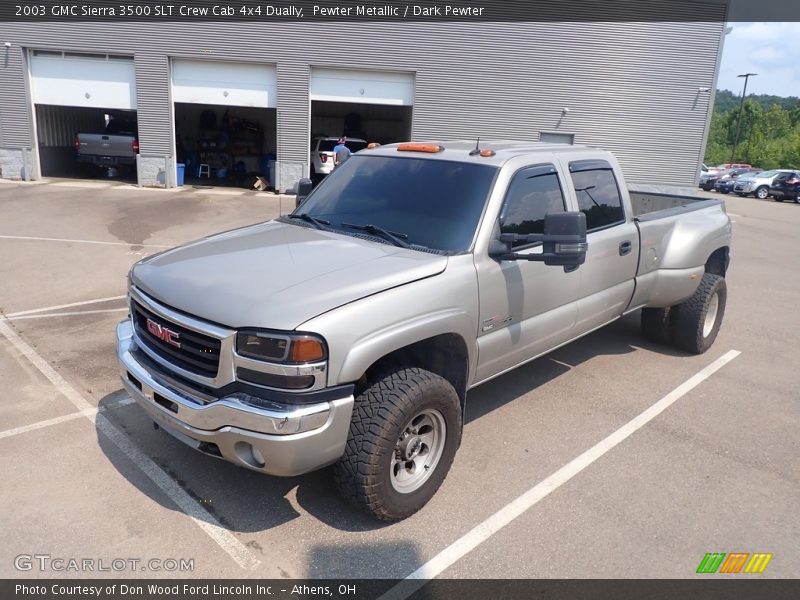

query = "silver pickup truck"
[
  {"left": 76, "top": 116, "right": 139, "bottom": 170},
  {"left": 117, "top": 141, "right": 731, "bottom": 520}
]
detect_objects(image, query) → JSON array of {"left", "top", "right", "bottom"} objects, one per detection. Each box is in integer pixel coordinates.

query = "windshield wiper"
[
  {"left": 287, "top": 213, "right": 330, "bottom": 230},
  {"left": 341, "top": 222, "right": 411, "bottom": 249}
]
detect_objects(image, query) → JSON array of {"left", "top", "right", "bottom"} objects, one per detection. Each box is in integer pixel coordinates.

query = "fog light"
[
  {"left": 234, "top": 441, "right": 266, "bottom": 469},
  {"left": 251, "top": 446, "right": 265, "bottom": 467}
]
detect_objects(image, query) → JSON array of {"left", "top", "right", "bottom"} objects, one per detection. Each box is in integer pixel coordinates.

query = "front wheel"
[
  {"left": 673, "top": 273, "right": 727, "bottom": 354},
  {"left": 333, "top": 367, "right": 462, "bottom": 521},
  {"left": 755, "top": 186, "right": 769, "bottom": 200}
]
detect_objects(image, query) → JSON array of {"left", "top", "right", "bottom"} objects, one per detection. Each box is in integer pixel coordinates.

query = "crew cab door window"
[
  {"left": 499, "top": 164, "right": 566, "bottom": 248},
  {"left": 568, "top": 160, "right": 625, "bottom": 231}
]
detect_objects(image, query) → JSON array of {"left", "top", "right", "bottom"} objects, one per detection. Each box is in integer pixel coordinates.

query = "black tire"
[
  {"left": 673, "top": 273, "right": 727, "bottom": 354},
  {"left": 641, "top": 306, "right": 675, "bottom": 345},
  {"left": 718, "top": 189, "right": 729, "bottom": 195},
  {"left": 755, "top": 185, "right": 769, "bottom": 200},
  {"left": 333, "top": 367, "right": 462, "bottom": 521},
  {"left": 736, "top": 193, "right": 747, "bottom": 197},
  {"left": 775, "top": 196, "right": 783, "bottom": 202}
]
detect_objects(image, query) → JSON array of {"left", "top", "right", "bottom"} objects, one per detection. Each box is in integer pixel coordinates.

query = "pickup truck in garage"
[
  {"left": 75, "top": 115, "right": 139, "bottom": 172},
  {"left": 117, "top": 141, "right": 732, "bottom": 520}
]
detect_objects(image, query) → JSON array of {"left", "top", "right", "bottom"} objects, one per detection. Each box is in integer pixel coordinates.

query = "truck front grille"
[{"left": 132, "top": 300, "right": 221, "bottom": 378}]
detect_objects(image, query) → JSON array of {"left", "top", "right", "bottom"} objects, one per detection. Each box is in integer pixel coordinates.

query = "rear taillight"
[
  {"left": 74, "top": 136, "right": 80, "bottom": 151},
  {"left": 319, "top": 153, "right": 328, "bottom": 163},
  {"left": 132, "top": 139, "right": 140, "bottom": 154}
]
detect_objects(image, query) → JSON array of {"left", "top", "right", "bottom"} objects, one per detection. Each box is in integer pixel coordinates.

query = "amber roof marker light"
[
  {"left": 367, "top": 142, "right": 381, "bottom": 149},
  {"left": 397, "top": 143, "right": 445, "bottom": 153}
]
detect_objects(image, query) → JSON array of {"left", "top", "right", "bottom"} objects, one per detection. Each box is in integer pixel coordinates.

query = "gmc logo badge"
[{"left": 146, "top": 318, "right": 181, "bottom": 348}]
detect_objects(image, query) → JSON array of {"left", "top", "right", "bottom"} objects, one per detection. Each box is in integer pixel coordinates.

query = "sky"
[{"left": 717, "top": 22, "right": 800, "bottom": 98}]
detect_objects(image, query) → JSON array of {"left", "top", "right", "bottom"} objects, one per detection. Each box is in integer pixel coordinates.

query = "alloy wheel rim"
[
  {"left": 390, "top": 409, "right": 446, "bottom": 494},
  {"left": 703, "top": 292, "right": 719, "bottom": 338}
]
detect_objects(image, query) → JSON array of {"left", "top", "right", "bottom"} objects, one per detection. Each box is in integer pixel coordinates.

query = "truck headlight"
[{"left": 236, "top": 330, "right": 327, "bottom": 364}]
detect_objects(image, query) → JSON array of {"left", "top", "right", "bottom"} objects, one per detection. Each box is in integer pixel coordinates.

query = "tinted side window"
[
  {"left": 500, "top": 165, "right": 566, "bottom": 247},
  {"left": 569, "top": 160, "right": 625, "bottom": 231}
]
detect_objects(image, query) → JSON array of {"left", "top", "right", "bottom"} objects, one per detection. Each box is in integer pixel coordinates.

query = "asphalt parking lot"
[{"left": 0, "top": 179, "right": 797, "bottom": 582}]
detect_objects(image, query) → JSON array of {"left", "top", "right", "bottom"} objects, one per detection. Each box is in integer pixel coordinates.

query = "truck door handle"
[{"left": 619, "top": 241, "right": 632, "bottom": 256}]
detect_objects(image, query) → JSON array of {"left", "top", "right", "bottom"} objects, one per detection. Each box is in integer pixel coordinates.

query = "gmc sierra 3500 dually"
[{"left": 117, "top": 141, "right": 731, "bottom": 520}]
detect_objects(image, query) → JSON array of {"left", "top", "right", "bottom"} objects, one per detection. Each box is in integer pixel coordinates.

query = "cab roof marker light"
[
  {"left": 367, "top": 142, "right": 381, "bottom": 149},
  {"left": 397, "top": 143, "right": 445, "bottom": 153},
  {"left": 479, "top": 148, "right": 496, "bottom": 157}
]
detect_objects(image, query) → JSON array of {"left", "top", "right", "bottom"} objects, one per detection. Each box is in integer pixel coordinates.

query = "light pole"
[{"left": 730, "top": 72, "right": 757, "bottom": 163}]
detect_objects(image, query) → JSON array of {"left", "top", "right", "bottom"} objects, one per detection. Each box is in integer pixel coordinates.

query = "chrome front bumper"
[{"left": 117, "top": 320, "right": 354, "bottom": 476}]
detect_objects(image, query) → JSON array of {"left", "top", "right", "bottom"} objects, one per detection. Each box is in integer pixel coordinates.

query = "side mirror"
[
  {"left": 489, "top": 211, "right": 588, "bottom": 267},
  {"left": 296, "top": 178, "right": 313, "bottom": 208}
]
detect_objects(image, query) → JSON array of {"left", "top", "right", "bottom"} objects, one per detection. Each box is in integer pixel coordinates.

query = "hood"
[{"left": 132, "top": 220, "right": 448, "bottom": 330}]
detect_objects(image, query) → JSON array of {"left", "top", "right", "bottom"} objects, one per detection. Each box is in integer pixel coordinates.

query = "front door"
[{"left": 474, "top": 163, "right": 582, "bottom": 384}]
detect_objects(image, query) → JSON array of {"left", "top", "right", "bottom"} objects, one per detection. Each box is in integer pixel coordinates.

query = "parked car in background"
[
  {"left": 715, "top": 163, "right": 752, "bottom": 170},
  {"left": 769, "top": 170, "right": 800, "bottom": 203},
  {"left": 733, "top": 169, "right": 794, "bottom": 199},
  {"left": 699, "top": 169, "right": 726, "bottom": 190},
  {"left": 75, "top": 115, "right": 139, "bottom": 172},
  {"left": 711, "top": 167, "right": 760, "bottom": 194},
  {"left": 310, "top": 136, "right": 368, "bottom": 183}
]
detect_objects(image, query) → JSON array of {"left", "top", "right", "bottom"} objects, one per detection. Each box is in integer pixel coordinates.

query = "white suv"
[{"left": 310, "top": 137, "right": 368, "bottom": 182}]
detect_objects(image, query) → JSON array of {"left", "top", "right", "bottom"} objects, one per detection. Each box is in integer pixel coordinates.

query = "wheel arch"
[{"left": 705, "top": 246, "right": 729, "bottom": 277}]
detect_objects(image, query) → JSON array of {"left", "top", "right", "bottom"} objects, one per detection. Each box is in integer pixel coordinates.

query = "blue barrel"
[{"left": 176, "top": 163, "right": 185, "bottom": 186}]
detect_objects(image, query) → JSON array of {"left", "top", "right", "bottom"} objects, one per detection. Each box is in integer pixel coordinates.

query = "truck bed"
[{"left": 628, "top": 184, "right": 723, "bottom": 219}]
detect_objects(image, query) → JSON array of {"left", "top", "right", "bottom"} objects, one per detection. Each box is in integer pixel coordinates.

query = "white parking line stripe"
[
  {"left": 380, "top": 349, "right": 741, "bottom": 599},
  {"left": 0, "top": 398, "right": 134, "bottom": 441},
  {"left": 0, "top": 234, "right": 171, "bottom": 248},
  {"left": 0, "top": 319, "right": 261, "bottom": 570},
  {"left": 5, "top": 295, "right": 127, "bottom": 318},
  {"left": 7, "top": 308, "right": 129, "bottom": 321}
]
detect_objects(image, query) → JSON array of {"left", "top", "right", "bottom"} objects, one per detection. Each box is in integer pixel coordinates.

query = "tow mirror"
[
  {"left": 296, "top": 178, "right": 313, "bottom": 208},
  {"left": 489, "top": 211, "right": 588, "bottom": 267}
]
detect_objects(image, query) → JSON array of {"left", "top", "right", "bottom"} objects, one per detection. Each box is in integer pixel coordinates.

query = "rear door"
[{"left": 562, "top": 159, "right": 639, "bottom": 333}]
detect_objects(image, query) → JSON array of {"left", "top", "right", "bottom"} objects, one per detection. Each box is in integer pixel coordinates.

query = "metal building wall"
[{"left": 0, "top": 20, "right": 725, "bottom": 187}]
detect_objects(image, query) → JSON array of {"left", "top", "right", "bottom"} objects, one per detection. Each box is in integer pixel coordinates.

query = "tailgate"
[{"left": 78, "top": 134, "right": 135, "bottom": 158}]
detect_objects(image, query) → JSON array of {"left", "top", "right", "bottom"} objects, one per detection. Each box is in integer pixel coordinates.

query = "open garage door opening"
[
  {"left": 310, "top": 101, "right": 412, "bottom": 184},
  {"left": 309, "top": 68, "right": 414, "bottom": 185},
  {"left": 172, "top": 59, "right": 278, "bottom": 190},
  {"left": 37, "top": 106, "right": 138, "bottom": 181},
  {"left": 30, "top": 51, "right": 138, "bottom": 182},
  {"left": 174, "top": 103, "right": 276, "bottom": 189}
]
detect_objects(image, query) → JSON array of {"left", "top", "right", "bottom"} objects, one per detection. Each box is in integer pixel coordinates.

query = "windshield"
[{"left": 291, "top": 154, "right": 497, "bottom": 253}]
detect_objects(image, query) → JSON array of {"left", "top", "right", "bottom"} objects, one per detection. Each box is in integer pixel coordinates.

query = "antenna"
[{"left": 469, "top": 137, "right": 481, "bottom": 156}]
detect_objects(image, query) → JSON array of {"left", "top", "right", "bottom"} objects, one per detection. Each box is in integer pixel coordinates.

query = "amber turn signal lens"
[{"left": 290, "top": 338, "right": 326, "bottom": 362}]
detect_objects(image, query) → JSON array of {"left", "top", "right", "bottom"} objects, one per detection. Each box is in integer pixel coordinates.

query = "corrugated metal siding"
[
  {"left": 134, "top": 53, "right": 172, "bottom": 155},
  {"left": 0, "top": 19, "right": 725, "bottom": 185},
  {"left": 277, "top": 61, "right": 310, "bottom": 165},
  {"left": 0, "top": 45, "right": 34, "bottom": 147},
  {"left": 35, "top": 105, "right": 105, "bottom": 146}
]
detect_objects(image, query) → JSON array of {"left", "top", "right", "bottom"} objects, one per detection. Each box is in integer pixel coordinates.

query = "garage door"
[
  {"left": 29, "top": 51, "right": 137, "bottom": 110},
  {"left": 171, "top": 59, "right": 277, "bottom": 108},
  {"left": 310, "top": 68, "right": 414, "bottom": 106}
]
